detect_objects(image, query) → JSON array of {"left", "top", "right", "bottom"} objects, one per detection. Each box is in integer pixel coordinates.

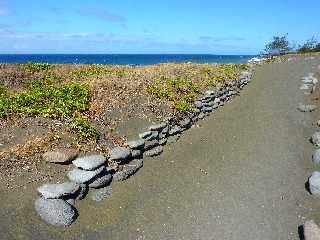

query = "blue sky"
[{"left": 0, "top": 0, "right": 319, "bottom": 54}]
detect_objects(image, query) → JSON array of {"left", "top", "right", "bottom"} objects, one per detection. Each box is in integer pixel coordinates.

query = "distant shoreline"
[{"left": 0, "top": 54, "right": 256, "bottom": 65}]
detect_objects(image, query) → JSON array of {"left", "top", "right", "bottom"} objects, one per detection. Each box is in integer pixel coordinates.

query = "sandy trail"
[{"left": 1, "top": 57, "right": 320, "bottom": 240}]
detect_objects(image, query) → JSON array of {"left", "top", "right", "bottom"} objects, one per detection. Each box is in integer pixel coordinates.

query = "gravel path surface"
[{"left": 1, "top": 58, "right": 320, "bottom": 240}]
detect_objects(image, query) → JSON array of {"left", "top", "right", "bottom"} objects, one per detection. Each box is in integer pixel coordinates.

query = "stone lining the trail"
[
  {"left": 34, "top": 198, "right": 77, "bottom": 227},
  {"left": 35, "top": 68, "right": 254, "bottom": 227},
  {"left": 309, "top": 171, "right": 320, "bottom": 196},
  {"left": 37, "top": 182, "right": 80, "bottom": 199},
  {"left": 311, "top": 132, "right": 320, "bottom": 147},
  {"left": 72, "top": 155, "right": 106, "bottom": 170},
  {"left": 42, "top": 149, "right": 78, "bottom": 164},
  {"left": 303, "top": 220, "right": 320, "bottom": 240},
  {"left": 313, "top": 149, "right": 320, "bottom": 164},
  {"left": 67, "top": 166, "right": 105, "bottom": 183},
  {"left": 298, "top": 103, "right": 317, "bottom": 112}
]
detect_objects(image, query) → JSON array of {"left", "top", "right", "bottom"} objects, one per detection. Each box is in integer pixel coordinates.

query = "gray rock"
[
  {"left": 159, "top": 131, "right": 167, "bottom": 139},
  {"left": 43, "top": 149, "right": 78, "bottom": 164},
  {"left": 194, "top": 101, "right": 203, "bottom": 109},
  {"left": 88, "top": 173, "right": 112, "bottom": 188},
  {"left": 312, "top": 132, "right": 320, "bottom": 147},
  {"left": 313, "top": 149, "right": 320, "bottom": 164},
  {"left": 300, "top": 84, "right": 313, "bottom": 90},
  {"left": 113, "top": 159, "right": 143, "bottom": 181},
  {"left": 66, "top": 198, "right": 76, "bottom": 206},
  {"left": 126, "top": 139, "right": 145, "bottom": 149},
  {"left": 145, "top": 146, "right": 163, "bottom": 157},
  {"left": 203, "top": 107, "right": 213, "bottom": 113},
  {"left": 131, "top": 149, "right": 142, "bottom": 158},
  {"left": 169, "top": 126, "right": 182, "bottom": 135},
  {"left": 144, "top": 139, "right": 159, "bottom": 150},
  {"left": 198, "top": 112, "right": 205, "bottom": 119},
  {"left": 149, "top": 122, "right": 167, "bottom": 131},
  {"left": 205, "top": 101, "right": 215, "bottom": 107},
  {"left": 179, "top": 118, "right": 191, "bottom": 128},
  {"left": 161, "top": 126, "right": 169, "bottom": 134},
  {"left": 303, "top": 220, "right": 320, "bottom": 240},
  {"left": 76, "top": 184, "right": 88, "bottom": 200},
  {"left": 72, "top": 155, "right": 106, "bottom": 170},
  {"left": 67, "top": 166, "right": 105, "bottom": 183},
  {"left": 109, "top": 147, "right": 131, "bottom": 162},
  {"left": 159, "top": 138, "right": 167, "bottom": 145},
  {"left": 298, "top": 103, "right": 317, "bottom": 112},
  {"left": 139, "top": 131, "right": 152, "bottom": 139},
  {"left": 34, "top": 198, "right": 77, "bottom": 227},
  {"left": 143, "top": 131, "right": 159, "bottom": 141},
  {"left": 309, "top": 171, "right": 320, "bottom": 196},
  {"left": 213, "top": 98, "right": 221, "bottom": 104},
  {"left": 167, "top": 134, "right": 181, "bottom": 144},
  {"left": 37, "top": 182, "right": 80, "bottom": 199},
  {"left": 91, "top": 186, "right": 112, "bottom": 202},
  {"left": 205, "top": 90, "right": 215, "bottom": 96}
]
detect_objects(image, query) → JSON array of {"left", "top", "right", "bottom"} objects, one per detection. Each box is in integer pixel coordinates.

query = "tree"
[
  {"left": 298, "top": 37, "right": 319, "bottom": 53},
  {"left": 264, "top": 35, "right": 291, "bottom": 55}
]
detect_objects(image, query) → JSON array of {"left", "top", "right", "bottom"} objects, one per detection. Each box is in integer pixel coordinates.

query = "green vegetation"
[
  {"left": 298, "top": 37, "right": 320, "bottom": 53},
  {"left": 71, "top": 117, "right": 97, "bottom": 140},
  {"left": 71, "top": 64, "right": 109, "bottom": 78},
  {"left": 0, "top": 78, "right": 97, "bottom": 140},
  {"left": 147, "top": 64, "right": 248, "bottom": 113},
  {"left": 147, "top": 76, "right": 200, "bottom": 113},
  {"left": 24, "top": 62, "right": 51, "bottom": 73}
]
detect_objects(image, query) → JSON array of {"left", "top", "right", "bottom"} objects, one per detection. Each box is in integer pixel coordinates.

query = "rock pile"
[{"left": 35, "top": 70, "right": 253, "bottom": 227}]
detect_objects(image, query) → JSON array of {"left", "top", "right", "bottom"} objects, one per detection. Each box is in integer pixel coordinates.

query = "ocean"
[{"left": 0, "top": 54, "right": 255, "bottom": 65}]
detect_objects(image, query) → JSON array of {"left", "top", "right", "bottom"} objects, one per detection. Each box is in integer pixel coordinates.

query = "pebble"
[
  {"left": 42, "top": 149, "right": 78, "bottom": 164},
  {"left": 139, "top": 131, "right": 152, "bottom": 139},
  {"left": 113, "top": 159, "right": 143, "bottom": 181},
  {"left": 309, "top": 171, "right": 320, "bottom": 196},
  {"left": 167, "top": 134, "right": 181, "bottom": 144},
  {"left": 91, "top": 186, "right": 113, "bottom": 202},
  {"left": 72, "top": 155, "right": 106, "bottom": 170},
  {"left": 37, "top": 182, "right": 80, "bottom": 199},
  {"left": 194, "top": 101, "right": 203, "bottom": 109},
  {"left": 67, "top": 166, "right": 105, "bottom": 183},
  {"left": 131, "top": 149, "right": 142, "bottom": 158},
  {"left": 311, "top": 132, "right": 320, "bottom": 147},
  {"left": 159, "top": 138, "right": 167, "bottom": 145},
  {"left": 88, "top": 172, "right": 112, "bottom": 188},
  {"left": 297, "top": 103, "right": 317, "bottom": 112},
  {"left": 149, "top": 122, "right": 167, "bottom": 131},
  {"left": 109, "top": 147, "right": 131, "bottom": 162},
  {"left": 126, "top": 139, "right": 145, "bottom": 149},
  {"left": 303, "top": 220, "right": 320, "bottom": 240},
  {"left": 144, "top": 139, "right": 159, "bottom": 150},
  {"left": 169, "top": 126, "right": 182, "bottom": 135},
  {"left": 312, "top": 149, "right": 320, "bottom": 164},
  {"left": 179, "top": 118, "right": 191, "bottom": 128},
  {"left": 34, "top": 198, "right": 77, "bottom": 227},
  {"left": 145, "top": 146, "right": 163, "bottom": 157},
  {"left": 76, "top": 184, "right": 88, "bottom": 200}
]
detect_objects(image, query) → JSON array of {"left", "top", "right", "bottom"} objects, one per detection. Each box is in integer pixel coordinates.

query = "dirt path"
[{"left": 2, "top": 58, "right": 320, "bottom": 240}]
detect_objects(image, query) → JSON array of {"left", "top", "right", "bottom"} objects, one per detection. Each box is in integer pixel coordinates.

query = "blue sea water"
[{"left": 0, "top": 54, "right": 255, "bottom": 65}]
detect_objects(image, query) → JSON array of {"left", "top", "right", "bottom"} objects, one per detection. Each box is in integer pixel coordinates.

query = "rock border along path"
[
  {"left": 34, "top": 69, "right": 253, "bottom": 227},
  {"left": 299, "top": 63, "right": 320, "bottom": 239}
]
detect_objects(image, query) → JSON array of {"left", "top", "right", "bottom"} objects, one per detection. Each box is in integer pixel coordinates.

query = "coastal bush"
[
  {"left": 0, "top": 80, "right": 97, "bottom": 140},
  {"left": 147, "top": 76, "right": 200, "bottom": 113},
  {"left": 72, "top": 64, "right": 109, "bottom": 78},
  {"left": 71, "top": 117, "right": 97, "bottom": 140},
  {"left": 24, "top": 62, "right": 51, "bottom": 73}
]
